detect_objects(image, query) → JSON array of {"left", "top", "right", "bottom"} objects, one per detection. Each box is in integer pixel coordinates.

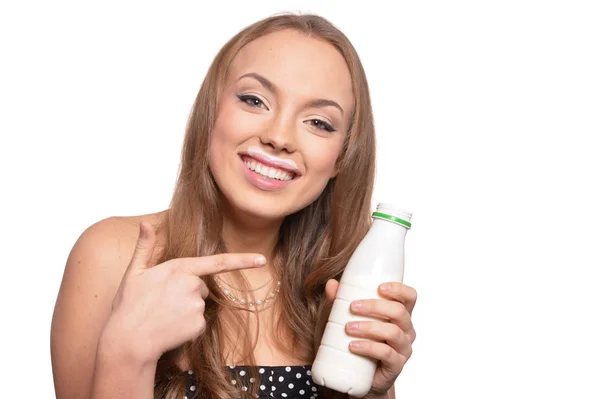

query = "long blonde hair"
[{"left": 153, "top": 13, "right": 376, "bottom": 399}]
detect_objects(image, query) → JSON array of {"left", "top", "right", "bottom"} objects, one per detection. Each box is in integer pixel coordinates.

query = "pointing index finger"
[{"left": 178, "top": 253, "right": 267, "bottom": 276}]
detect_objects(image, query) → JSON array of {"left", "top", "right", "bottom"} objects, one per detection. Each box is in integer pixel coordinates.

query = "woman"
[{"left": 51, "top": 13, "right": 417, "bottom": 399}]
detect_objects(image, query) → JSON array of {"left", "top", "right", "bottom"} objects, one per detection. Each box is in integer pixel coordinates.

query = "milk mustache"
[{"left": 311, "top": 203, "right": 412, "bottom": 397}]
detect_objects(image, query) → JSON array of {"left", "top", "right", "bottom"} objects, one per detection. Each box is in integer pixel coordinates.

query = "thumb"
[
  {"left": 324, "top": 279, "right": 340, "bottom": 303},
  {"left": 128, "top": 222, "right": 157, "bottom": 272}
]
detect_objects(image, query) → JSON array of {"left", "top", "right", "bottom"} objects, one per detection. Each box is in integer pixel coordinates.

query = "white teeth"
[{"left": 244, "top": 159, "right": 293, "bottom": 181}]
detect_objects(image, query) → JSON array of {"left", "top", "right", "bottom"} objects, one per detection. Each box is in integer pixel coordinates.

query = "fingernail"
[
  {"left": 350, "top": 341, "right": 361, "bottom": 349},
  {"left": 347, "top": 322, "right": 359, "bottom": 331},
  {"left": 254, "top": 256, "right": 266, "bottom": 266},
  {"left": 351, "top": 301, "right": 363, "bottom": 310},
  {"left": 380, "top": 283, "right": 390, "bottom": 292}
]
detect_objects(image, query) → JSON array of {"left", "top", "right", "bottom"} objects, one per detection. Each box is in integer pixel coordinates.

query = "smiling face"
[{"left": 208, "top": 29, "right": 354, "bottom": 221}]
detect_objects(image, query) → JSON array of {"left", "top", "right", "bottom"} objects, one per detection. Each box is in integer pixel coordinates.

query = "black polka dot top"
[{"left": 183, "top": 365, "right": 318, "bottom": 399}]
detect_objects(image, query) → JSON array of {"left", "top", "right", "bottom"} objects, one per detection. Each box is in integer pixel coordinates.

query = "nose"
[{"left": 260, "top": 114, "right": 297, "bottom": 153}]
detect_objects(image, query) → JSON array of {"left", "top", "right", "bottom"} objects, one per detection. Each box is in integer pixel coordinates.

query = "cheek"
[
  {"left": 211, "top": 101, "right": 263, "bottom": 148},
  {"left": 212, "top": 103, "right": 238, "bottom": 144},
  {"left": 208, "top": 113, "right": 235, "bottom": 179},
  {"left": 302, "top": 137, "right": 344, "bottom": 176},
  {"left": 209, "top": 104, "right": 244, "bottom": 162},
  {"left": 294, "top": 139, "right": 343, "bottom": 208}
]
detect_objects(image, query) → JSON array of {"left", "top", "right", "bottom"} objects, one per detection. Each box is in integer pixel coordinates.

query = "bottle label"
[{"left": 372, "top": 212, "right": 412, "bottom": 228}]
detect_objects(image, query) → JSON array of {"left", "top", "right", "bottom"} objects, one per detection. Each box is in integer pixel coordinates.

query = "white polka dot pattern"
[{"left": 183, "top": 365, "right": 318, "bottom": 398}]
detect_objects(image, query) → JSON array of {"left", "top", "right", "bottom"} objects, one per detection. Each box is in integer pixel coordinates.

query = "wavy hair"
[{"left": 153, "top": 13, "right": 376, "bottom": 399}]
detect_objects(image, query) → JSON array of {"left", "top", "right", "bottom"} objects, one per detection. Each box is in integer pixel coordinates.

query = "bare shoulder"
[
  {"left": 51, "top": 210, "right": 167, "bottom": 399},
  {"left": 68, "top": 211, "right": 166, "bottom": 270}
]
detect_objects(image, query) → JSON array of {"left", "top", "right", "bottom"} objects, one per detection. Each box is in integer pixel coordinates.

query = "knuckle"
[
  {"left": 198, "top": 279, "right": 208, "bottom": 293},
  {"left": 213, "top": 255, "right": 228, "bottom": 271},
  {"left": 189, "top": 277, "right": 204, "bottom": 293},
  {"left": 163, "top": 260, "right": 177, "bottom": 274},
  {"left": 200, "top": 286, "right": 209, "bottom": 300},
  {"left": 385, "top": 345, "right": 396, "bottom": 360},
  {"left": 381, "top": 326, "right": 394, "bottom": 341},
  {"left": 408, "top": 286, "right": 418, "bottom": 302},
  {"left": 194, "top": 299, "right": 206, "bottom": 313},
  {"left": 394, "top": 304, "right": 408, "bottom": 320},
  {"left": 391, "top": 324, "right": 403, "bottom": 338}
]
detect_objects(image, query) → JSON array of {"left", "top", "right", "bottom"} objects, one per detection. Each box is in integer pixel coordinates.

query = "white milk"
[{"left": 311, "top": 203, "right": 412, "bottom": 397}]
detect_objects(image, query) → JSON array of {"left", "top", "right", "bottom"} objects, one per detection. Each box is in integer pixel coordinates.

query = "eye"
[
  {"left": 237, "top": 94, "right": 268, "bottom": 110},
  {"left": 306, "top": 119, "right": 336, "bottom": 133}
]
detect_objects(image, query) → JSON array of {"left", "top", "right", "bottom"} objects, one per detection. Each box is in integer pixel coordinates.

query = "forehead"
[{"left": 228, "top": 29, "right": 354, "bottom": 110}]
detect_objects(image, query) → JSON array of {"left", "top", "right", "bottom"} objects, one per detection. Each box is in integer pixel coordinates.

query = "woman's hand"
[
  {"left": 104, "top": 222, "right": 266, "bottom": 364},
  {"left": 325, "top": 279, "right": 417, "bottom": 399}
]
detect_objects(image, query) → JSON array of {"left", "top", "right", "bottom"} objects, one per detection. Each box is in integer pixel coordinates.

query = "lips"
[
  {"left": 241, "top": 156, "right": 294, "bottom": 181},
  {"left": 239, "top": 157, "right": 297, "bottom": 191}
]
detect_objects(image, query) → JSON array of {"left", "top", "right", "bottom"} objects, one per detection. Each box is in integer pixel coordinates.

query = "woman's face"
[{"left": 209, "top": 29, "right": 354, "bottom": 221}]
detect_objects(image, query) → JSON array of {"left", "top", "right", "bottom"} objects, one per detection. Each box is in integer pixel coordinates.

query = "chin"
[
  {"left": 211, "top": 161, "right": 329, "bottom": 224},
  {"left": 225, "top": 192, "right": 305, "bottom": 223}
]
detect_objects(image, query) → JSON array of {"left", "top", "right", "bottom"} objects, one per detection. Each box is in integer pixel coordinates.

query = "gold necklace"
[{"left": 215, "top": 278, "right": 281, "bottom": 311}]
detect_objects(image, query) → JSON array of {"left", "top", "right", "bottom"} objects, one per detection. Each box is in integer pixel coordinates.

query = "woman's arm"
[
  {"left": 90, "top": 319, "right": 157, "bottom": 399},
  {"left": 51, "top": 217, "right": 149, "bottom": 398}
]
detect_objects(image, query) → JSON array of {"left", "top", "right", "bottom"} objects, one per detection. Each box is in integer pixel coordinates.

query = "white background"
[{"left": 1, "top": 0, "right": 599, "bottom": 397}]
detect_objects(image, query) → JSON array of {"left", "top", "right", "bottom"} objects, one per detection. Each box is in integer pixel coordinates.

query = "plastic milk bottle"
[{"left": 311, "top": 203, "right": 412, "bottom": 397}]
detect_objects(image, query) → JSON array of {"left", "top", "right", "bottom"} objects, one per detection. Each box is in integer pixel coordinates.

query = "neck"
[{"left": 220, "top": 206, "right": 283, "bottom": 285}]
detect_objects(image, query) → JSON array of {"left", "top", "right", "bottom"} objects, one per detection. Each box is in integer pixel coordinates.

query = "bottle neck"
[
  {"left": 371, "top": 217, "right": 409, "bottom": 238},
  {"left": 372, "top": 211, "right": 412, "bottom": 229}
]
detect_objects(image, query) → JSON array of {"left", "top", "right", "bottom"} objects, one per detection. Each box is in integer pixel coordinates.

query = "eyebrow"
[{"left": 237, "top": 72, "right": 345, "bottom": 116}]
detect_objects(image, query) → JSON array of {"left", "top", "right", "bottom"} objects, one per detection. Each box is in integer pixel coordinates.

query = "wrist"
[
  {"left": 98, "top": 316, "right": 159, "bottom": 367},
  {"left": 92, "top": 321, "right": 158, "bottom": 399}
]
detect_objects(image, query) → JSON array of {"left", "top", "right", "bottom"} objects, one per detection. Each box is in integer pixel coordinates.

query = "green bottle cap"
[
  {"left": 372, "top": 203, "right": 412, "bottom": 229},
  {"left": 372, "top": 212, "right": 412, "bottom": 228}
]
